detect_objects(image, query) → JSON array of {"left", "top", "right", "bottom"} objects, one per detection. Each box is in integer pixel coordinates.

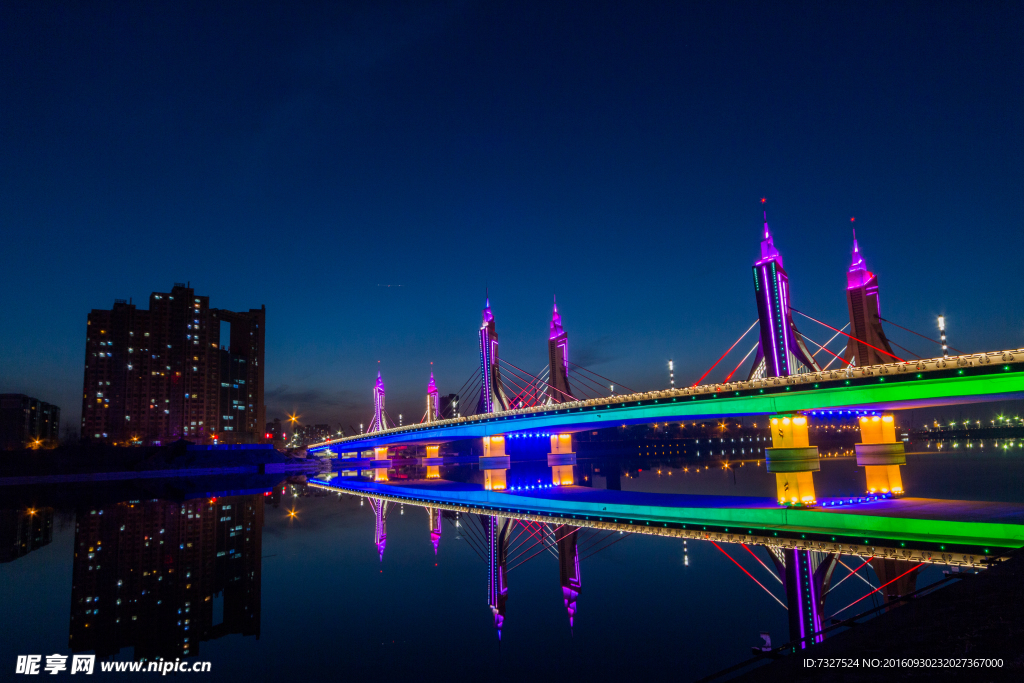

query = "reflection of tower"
[
  {"left": 556, "top": 526, "right": 582, "bottom": 629},
  {"left": 766, "top": 547, "right": 837, "bottom": 646},
  {"left": 367, "top": 372, "right": 387, "bottom": 433},
  {"left": 843, "top": 231, "right": 895, "bottom": 367},
  {"left": 68, "top": 495, "right": 264, "bottom": 660},
  {"left": 547, "top": 297, "right": 573, "bottom": 404},
  {"left": 483, "top": 515, "right": 510, "bottom": 639},
  {"left": 425, "top": 371, "right": 440, "bottom": 423},
  {"left": 0, "top": 507, "right": 54, "bottom": 563},
  {"left": 869, "top": 558, "right": 919, "bottom": 611},
  {"left": 477, "top": 297, "right": 509, "bottom": 414},
  {"left": 368, "top": 498, "right": 389, "bottom": 561},
  {"left": 426, "top": 507, "right": 442, "bottom": 555},
  {"left": 748, "top": 215, "right": 820, "bottom": 379}
]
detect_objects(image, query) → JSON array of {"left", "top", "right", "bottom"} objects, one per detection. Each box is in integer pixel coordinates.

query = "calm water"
[{"left": 2, "top": 445, "right": 1022, "bottom": 682}]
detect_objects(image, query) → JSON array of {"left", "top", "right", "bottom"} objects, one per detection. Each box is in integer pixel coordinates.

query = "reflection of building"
[
  {"left": 0, "top": 508, "right": 54, "bottom": 562},
  {"left": 81, "top": 284, "right": 265, "bottom": 445},
  {"left": 0, "top": 394, "right": 60, "bottom": 449},
  {"left": 68, "top": 494, "right": 263, "bottom": 660}
]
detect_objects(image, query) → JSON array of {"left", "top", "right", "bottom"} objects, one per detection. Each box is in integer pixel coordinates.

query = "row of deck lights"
[{"left": 819, "top": 493, "right": 894, "bottom": 507}]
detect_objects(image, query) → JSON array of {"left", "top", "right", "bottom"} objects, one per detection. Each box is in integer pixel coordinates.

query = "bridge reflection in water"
[{"left": 310, "top": 474, "right": 1024, "bottom": 648}]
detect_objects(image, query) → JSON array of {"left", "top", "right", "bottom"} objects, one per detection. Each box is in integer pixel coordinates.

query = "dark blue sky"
[{"left": 2, "top": 1, "right": 1022, "bottom": 430}]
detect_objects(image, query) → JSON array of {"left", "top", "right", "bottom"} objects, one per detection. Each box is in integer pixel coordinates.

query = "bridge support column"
[
  {"left": 372, "top": 446, "right": 391, "bottom": 482},
  {"left": 856, "top": 415, "right": 905, "bottom": 496},
  {"left": 548, "top": 434, "right": 576, "bottom": 486},
  {"left": 480, "top": 436, "right": 510, "bottom": 491},
  {"left": 422, "top": 445, "right": 442, "bottom": 479},
  {"left": 765, "top": 415, "right": 819, "bottom": 507}
]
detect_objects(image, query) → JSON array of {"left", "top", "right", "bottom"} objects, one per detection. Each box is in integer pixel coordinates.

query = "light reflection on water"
[{"left": 0, "top": 447, "right": 1021, "bottom": 682}]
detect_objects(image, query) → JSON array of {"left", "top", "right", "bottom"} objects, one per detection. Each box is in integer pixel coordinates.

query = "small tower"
[
  {"left": 477, "top": 296, "right": 510, "bottom": 414},
  {"left": 748, "top": 214, "right": 820, "bottom": 379},
  {"left": 547, "top": 296, "right": 573, "bottom": 403},
  {"left": 425, "top": 369, "right": 440, "bottom": 423},
  {"left": 367, "top": 371, "right": 387, "bottom": 433},
  {"left": 843, "top": 230, "right": 895, "bottom": 367}
]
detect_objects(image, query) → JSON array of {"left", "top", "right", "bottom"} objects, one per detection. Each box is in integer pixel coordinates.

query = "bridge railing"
[{"left": 307, "top": 349, "right": 1023, "bottom": 449}]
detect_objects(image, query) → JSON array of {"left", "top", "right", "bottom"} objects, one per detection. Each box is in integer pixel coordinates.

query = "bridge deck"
[{"left": 311, "top": 478, "right": 1024, "bottom": 561}]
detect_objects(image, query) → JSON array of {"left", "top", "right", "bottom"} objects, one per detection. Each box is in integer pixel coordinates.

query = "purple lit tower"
[
  {"left": 367, "top": 371, "right": 387, "bottom": 433},
  {"left": 547, "top": 297, "right": 574, "bottom": 404},
  {"left": 427, "top": 507, "right": 442, "bottom": 555},
  {"left": 843, "top": 231, "right": 895, "bottom": 367},
  {"left": 557, "top": 526, "right": 582, "bottom": 630},
  {"left": 368, "top": 498, "right": 389, "bottom": 561},
  {"left": 425, "top": 370, "right": 441, "bottom": 423},
  {"left": 483, "top": 515, "right": 510, "bottom": 639},
  {"left": 747, "top": 215, "right": 820, "bottom": 379},
  {"left": 477, "top": 297, "right": 510, "bottom": 414}
]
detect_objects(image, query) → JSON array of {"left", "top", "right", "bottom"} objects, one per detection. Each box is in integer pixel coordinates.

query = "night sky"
[{"left": 2, "top": 1, "right": 1022, "bottom": 432}]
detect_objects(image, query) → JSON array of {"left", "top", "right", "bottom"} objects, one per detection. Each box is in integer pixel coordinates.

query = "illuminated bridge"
[{"left": 308, "top": 214, "right": 1024, "bottom": 508}]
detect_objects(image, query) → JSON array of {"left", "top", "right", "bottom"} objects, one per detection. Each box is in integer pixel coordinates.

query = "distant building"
[
  {"left": 439, "top": 394, "right": 460, "bottom": 419},
  {"left": 264, "top": 418, "right": 284, "bottom": 442},
  {"left": 294, "top": 424, "right": 333, "bottom": 445},
  {"left": 81, "top": 284, "right": 265, "bottom": 445},
  {"left": 0, "top": 394, "right": 60, "bottom": 449}
]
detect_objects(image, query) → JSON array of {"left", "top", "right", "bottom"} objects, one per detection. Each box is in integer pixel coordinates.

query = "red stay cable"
[{"left": 791, "top": 309, "right": 904, "bottom": 363}]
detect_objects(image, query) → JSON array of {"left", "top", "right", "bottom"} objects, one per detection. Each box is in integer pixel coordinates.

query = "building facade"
[
  {"left": 81, "top": 284, "right": 265, "bottom": 445},
  {"left": 0, "top": 394, "right": 60, "bottom": 449}
]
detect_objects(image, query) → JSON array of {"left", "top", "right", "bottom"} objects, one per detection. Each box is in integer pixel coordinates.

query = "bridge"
[{"left": 308, "top": 215, "right": 1024, "bottom": 506}]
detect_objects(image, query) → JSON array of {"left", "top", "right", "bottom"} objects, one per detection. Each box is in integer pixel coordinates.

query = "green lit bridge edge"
[
  {"left": 308, "top": 349, "right": 1024, "bottom": 450},
  {"left": 309, "top": 479, "right": 1013, "bottom": 569}
]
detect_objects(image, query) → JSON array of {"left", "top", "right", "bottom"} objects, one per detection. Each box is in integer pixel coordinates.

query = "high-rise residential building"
[
  {"left": 0, "top": 394, "right": 60, "bottom": 449},
  {"left": 68, "top": 494, "right": 264, "bottom": 659},
  {"left": 81, "top": 284, "right": 265, "bottom": 445}
]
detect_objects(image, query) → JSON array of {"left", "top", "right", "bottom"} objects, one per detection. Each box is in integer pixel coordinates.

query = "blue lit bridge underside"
[
  {"left": 309, "top": 479, "right": 1024, "bottom": 569},
  {"left": 309, "top": 351, "right": 1024, "bottom": 451}
]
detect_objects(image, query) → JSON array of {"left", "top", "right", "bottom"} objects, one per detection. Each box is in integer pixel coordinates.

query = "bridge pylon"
[
  {"left": 855, "top": 414, "right": 905, "bottom": 496},
  {"left": 368, "top": 498, "right": 389, "bottom": 562},
  {"left": 426, "top": 506, "right": 442, "bottom": 555},
  {"left": 765, "top": 414, "right": 820, "bottom": 506},
  {"left": 844, "top": 231, "right": 897, "bottom": 366},
  {"left": 557, "top": 526, "right": 582, "bottom": 629},
  {"left": 547, "top": 296, "right": 573, "bottom": 403},
  {"left": 478, "top": 297, "right": 510, "bottom": 414},
  {"left": 483, "top": 515, "right": 510, "bottom": 639},
  {"left": 425, "top": 370, "right": 441, "bottom": 423},
  {"left": 748, "top": 214, "right": 821, "bottom": 380},
  {"left": 548, "top": 434, "right": 577, "bottom": 486},
  {"left": 767, "top": 547, "right": 838, "bottom": 646}
]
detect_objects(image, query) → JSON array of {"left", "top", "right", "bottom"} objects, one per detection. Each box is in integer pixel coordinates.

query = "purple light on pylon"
[
  {"left": 846, "top": 228, "right": 875, "bottom": 290},
  {"left": 550, "top": 296, "right": 565, "bottom": 340}
]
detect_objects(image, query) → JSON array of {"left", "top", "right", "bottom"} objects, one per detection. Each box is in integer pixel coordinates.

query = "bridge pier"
[
  {"left": 765, "top": 415, "right": 820, "bottom": 507},
  {"left": 548, "top": 434, "right": 577, "bottom": 486},
  {"left": 422, "top": 444, "right": 442, "bottom": 479},
  {"left": 480, "top": 436, "right": 510, "bottom": 491},
  {"left": 856, "top": 415, "right": 905, "bottom": 496},
  {"left": 372, "top": 446, "right": 391, "bottom": 482}
]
